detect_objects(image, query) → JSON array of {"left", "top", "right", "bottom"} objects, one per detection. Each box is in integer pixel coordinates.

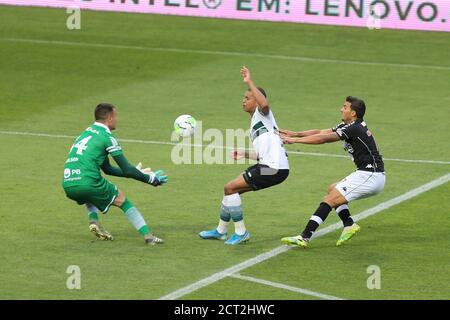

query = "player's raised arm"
[
  {"left": 283, "top": 131, "right": 340, "bottom": 145},
  {"left": 241, "top": 66, "right": 269, "bottom": 115}
]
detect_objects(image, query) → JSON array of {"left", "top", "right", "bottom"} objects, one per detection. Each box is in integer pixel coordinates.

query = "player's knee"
[
  {"left": 328, "top": 183, "right": 337, "bottom": 194},
  {"left": 324, "top": 191, "right": 347, "bottom": 209},
  {"left": 224, "top": 183, "right": 235, "bottom": 195},
  {"left": 322, "top": 195, "right": 335, "bottom": 208},
  {"left": 114, "top": 191, "right": 126, "bottom": 207}
]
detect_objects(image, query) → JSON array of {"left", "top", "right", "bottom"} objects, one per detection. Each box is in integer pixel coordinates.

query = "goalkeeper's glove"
[
  {"left": 147, "top": 169, "right": 168, "bottom": 187},
  {"left": 136, "top": 162, "right": 153, "bottom": 174},
  {"left": 136, "top": 162, "right": 167, "bottom": 186}
]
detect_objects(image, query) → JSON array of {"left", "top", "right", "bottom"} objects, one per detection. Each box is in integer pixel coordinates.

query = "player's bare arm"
[
  {"left": 231, "top": 150, "right": 258, "bottom": 160},
  {"left": 241, "top": 66, "right": 269, "bottom": 115},
  {"left": 279, "top": 128, "right": 333, "bottom": 138},
  {"left": 283, "top": 132, "right": 340, "bottom": 144}
]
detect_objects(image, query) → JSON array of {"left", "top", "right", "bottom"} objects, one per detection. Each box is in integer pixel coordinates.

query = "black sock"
[
  {"left": 336, "top": 205, "right": 354, "bottom": 227},
  {"left": 301, "top": 202, "right": 332, "bottom": 239}
]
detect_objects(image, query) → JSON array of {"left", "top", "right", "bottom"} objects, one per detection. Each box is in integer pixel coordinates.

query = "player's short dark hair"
[
  {"left": 346, "top": 96, "right": 366, "bottom": 119},
  {"left": 248, "top": 87, "right": 267, "bottom": 98},
  {"left": 258, "top": 87, "right": 267, "bottom": 98},
  {"left": 257, "top": 87, "right": 267, "bottom": 98},
  {"left": 95, "top": 103, "right": 116, "bottom": 121}
]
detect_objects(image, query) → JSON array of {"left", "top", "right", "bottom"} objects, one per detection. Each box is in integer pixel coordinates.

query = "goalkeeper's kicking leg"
[
  {"left": 86, "top": 193, "right": 163, "bottom": 245},
  {"left": 112, "top": 191, "right": 164, "bottom": 245}
]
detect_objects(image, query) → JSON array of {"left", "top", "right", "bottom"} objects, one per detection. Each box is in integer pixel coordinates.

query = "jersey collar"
[{"left": 93, "top": 121, "right": 111, "bottom": 134}]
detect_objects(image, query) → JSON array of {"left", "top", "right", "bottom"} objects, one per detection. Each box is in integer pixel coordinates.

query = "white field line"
[
  {"left": 0, "top": 130, "right": 449, "bottom": 165},
  {"left": 159, "top": 173, "right": 450, "bottom": 300},
  {"left": 2, "top": 38, "right": 450, "bottom": 71},
  {"left": 230, "top": 273, "right": 344, "bottom": 300}
]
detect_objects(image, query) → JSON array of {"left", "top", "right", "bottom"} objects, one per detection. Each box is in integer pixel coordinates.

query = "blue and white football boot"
[
  {"left": 198, "top": 229, "right": 227, "bottom": 241},
  {"left": 224, "top": 231, "right": 250, "bottom": 245}
]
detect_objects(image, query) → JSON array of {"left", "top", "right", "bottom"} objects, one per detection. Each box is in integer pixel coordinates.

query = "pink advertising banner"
[{"left": 0, "top": 0, "right": 449, "bottom": 32}]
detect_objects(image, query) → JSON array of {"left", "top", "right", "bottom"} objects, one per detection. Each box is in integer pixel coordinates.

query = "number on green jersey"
[{"left": 72, "top": 136, "right": 92, "bottom": 155}]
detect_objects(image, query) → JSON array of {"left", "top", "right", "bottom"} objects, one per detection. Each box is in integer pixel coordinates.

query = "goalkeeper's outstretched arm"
[
  {"left": 101, "top": 157, "right": 125, "bottom": 177},
  {"left": 107, "top": 154, "right": 168, "bottom": 186},
  {"left": 106, "top": 154, "right": 150, "bottom": 183}
]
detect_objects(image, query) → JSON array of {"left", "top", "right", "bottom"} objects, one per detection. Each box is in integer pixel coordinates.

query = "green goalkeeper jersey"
[{"left": 62, "top": 122, "right": 123, "bottom": 188}]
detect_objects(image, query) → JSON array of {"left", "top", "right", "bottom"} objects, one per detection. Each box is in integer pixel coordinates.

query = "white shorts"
[{"left": 335, "top": 170, "right": 386, "bottom": 202}]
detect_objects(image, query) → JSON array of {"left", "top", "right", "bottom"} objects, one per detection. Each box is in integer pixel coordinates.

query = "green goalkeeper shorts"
[{"left": 63, "top": 179, "right": 119, "bottom": 213}]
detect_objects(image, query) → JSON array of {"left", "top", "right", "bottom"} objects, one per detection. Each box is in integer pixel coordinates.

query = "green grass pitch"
[{"left": 0, "top": 5, "right": 449, "bottom": 300}]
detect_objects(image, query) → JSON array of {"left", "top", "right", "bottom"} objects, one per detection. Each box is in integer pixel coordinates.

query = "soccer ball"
[{"left": 174, "top": 114, "right": 197, "bottom": 137}]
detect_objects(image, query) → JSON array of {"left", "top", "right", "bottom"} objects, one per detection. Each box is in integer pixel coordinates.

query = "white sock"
[
  {"left": 223, "top": 193, "right": 245, "bottom": 235},
  {"left": 217, "top": 194, "right": 241, "bottom": 234},
  {"left": 222, "top": 193, "right": 242, "bottom": 207},
  {"left": 217, "top": 219, "right": 229, "bottom": 234},
  {"left": 234, "top": 220, "right": 246, "bottom": 236}
]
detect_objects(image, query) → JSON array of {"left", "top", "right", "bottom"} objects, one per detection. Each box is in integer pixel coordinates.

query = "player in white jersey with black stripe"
[
  {"left": 280, "top": 96, "right": 385, "bottom": 248},
  {"left": 199, "top": 67, "right": 289, "bottom": 245}
]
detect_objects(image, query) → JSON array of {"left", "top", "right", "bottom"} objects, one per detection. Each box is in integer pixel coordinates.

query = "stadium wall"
[{"left": 0, "top": 0, "right": 449, "bottom": 32}]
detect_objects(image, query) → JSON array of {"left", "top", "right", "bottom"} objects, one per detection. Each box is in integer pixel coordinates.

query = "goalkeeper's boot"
[
  {"left": 336, "top": 223, "right": 360, "bottom": 246},
  {"left": 281, "top": 235, "right": 309, "bottom": 248},
  {"left": 198, "top": 229, "right": 227, "bottom": 241},
  {"left": 89, "top": 223, "right": 114, "bottom": 241},
  {"left": 224, "top": 231, "right": 250, "bottom": 245},
  {"left": 145, "top": 234, "right": 164, "bottom": 245}
]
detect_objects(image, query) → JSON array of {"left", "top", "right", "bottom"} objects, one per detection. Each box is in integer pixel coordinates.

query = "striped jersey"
[
  {"left": 332, "top": 119, "right": 385, "bottom": 172},
  {"left": 250, "top": 109, "right": 289, "bottom": 170}
]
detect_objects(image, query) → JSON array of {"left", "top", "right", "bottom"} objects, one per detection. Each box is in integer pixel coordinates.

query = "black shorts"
[{"left": 243, "top": 164, "right": 289, "bottom": 191}]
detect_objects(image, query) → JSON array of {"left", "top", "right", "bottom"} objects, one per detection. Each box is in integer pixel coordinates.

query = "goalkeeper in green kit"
[{"left": 62, "top": 103, "right": 168, "bottom": 245}]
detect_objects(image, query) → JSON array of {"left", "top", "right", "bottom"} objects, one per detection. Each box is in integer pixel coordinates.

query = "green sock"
[
  {"left": 120, "top": 198, "right": 134, "bottom": 212},
  {"left": 120, "top": 198, "right": 150, "bottom": 236},
  {"left": 88, "top": 211, "right": 99, "bottom": 222},
  {"left": 86, "top": 204, "right": 99, "bottom": 223},
  {"left": 138, "top": 225, "right": 150, "bottom": 236}
]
